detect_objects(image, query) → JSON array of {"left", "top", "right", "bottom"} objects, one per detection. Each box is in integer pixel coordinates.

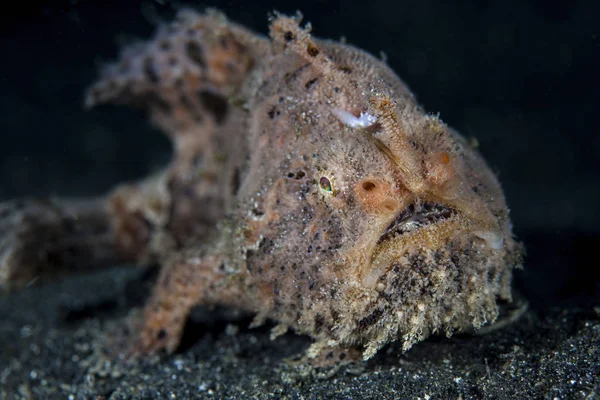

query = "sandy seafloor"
[
  {"left": 1, "top": 0, "right": 599, "bottom": 398},
  {"left": 0, "top": 266, "right": 598, "bottom": 400}
]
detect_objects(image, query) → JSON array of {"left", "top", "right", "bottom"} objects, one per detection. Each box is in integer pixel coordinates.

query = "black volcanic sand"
[{"left": 0, "top": 266, "right": 598, "bottom": 400}]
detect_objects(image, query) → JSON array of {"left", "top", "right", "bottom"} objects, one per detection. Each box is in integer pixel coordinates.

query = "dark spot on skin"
[
  {"left": 287, "top": 170, "right": 306, "bottom": 180},
  {"left": 451, "top": 254, "right": 460, "bottom": 265},
  {"left": 305, "top": 77, "right": 318, "bottom": 89},
  {"left": 283, "top": 31, "right": 294, "bottom": 42},
  {"left": 268, "top": 106, "right": 277, "bottom": 119},
  {"left": 192, "top": 153, "right": 203, "bottom": 167},
  {"left": 326, "top": 351, "right": 334, "bottom": 360},
  {"left": 339, "top": 352, "right": 346, "bottom": 360},
  {"left": 157, "top": 328, "right": 167, "bottom": 340},
  {"left": 231, "top": 168, "right": 241, "bottom": 195},
  {"left": 198, "top": 91, "right": 229, "bottom": 124},
  {"left": 179, "top": 94, "right": 196, "bottom": 113},
  {"left": 334, "top": 87, "right": 340, "bottom": 93},
  {"left": 314, "top": 314, "right": 325, "bottom": 333},
  {"left": 185, "top": 41, "right": 206, "bottom": 68},
  {"left": 159, "top": 40, "right": 171, "bottom": 51},
  {"left": 331, "top": 310, "right": 339, "bottom": 321},
  {"left": 302, "top": 207, "right": 313, "bottom": 220},
  {"left": 358, "top": 309, "right": 383, "bottom": 330},
  {"left": 143, "top": 57, "right": 160, "bottom": 84},
  {"left": 219, "top": 36, "right": 230, "bottom": 49},
  {"left": 307, "top": 44, "right": 320, "bottom": 57}
]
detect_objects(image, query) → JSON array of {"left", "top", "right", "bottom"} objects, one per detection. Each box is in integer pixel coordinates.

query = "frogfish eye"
[{"left": 319, "top": 176, "right": 333, "bottom": 193}]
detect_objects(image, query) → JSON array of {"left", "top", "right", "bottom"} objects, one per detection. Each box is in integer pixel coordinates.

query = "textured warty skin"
[{"left": 0, "top": 10, "right": 522, "bottom": 364}]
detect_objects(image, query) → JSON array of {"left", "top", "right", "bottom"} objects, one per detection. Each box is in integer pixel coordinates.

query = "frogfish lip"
[
  {"left": 376, "top": 201, "right": 456, "bottom": 245},
  {"left": 361, "top": 200, "right": 505, "bottom": 288},
  {"left": 356, "top": 201, "right": 458, "bottom": 288}
]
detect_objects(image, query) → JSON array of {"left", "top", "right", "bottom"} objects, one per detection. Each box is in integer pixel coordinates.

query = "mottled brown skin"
[{"left": 0, "top": 10, "right": 522, "bottom": 362}]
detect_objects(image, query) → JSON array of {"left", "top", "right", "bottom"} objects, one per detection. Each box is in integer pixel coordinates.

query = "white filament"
[{"left": 331, "top": 107, "right": 377, "bottom": 128}]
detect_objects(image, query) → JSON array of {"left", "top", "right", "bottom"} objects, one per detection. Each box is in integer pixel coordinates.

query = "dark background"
[{"left": 1, "top": 0, "right": 598, "bottom": 310}]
